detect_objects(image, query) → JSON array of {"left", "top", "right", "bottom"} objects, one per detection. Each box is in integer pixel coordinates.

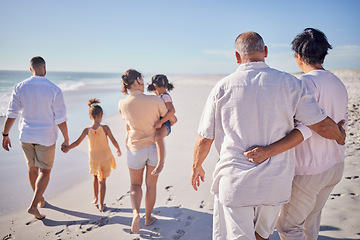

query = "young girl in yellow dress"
[{"left": 64, "top": 98, "right": 121, "bottom": 211}]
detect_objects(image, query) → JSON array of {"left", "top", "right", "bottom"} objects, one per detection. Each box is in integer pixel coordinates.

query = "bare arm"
[
  {"left": 103, "top": 125, "right": 121, "bottom": 156},
  {"left": 244, "top": 119, "right": 346, "bottom": 163},
  {"left": 2, "top": 117, "right": 16, "bottom": 151},
  {"left": 63, "top": 128, "right": 88, "bottom": 152},
  {"left": 154, "top": 102, "right": 176, "bottom": 128},
  {"left": 244, "top": 129, "right": 304, "bottom": 164},
  {"left": 58, "top": 121, "right": 70, "bottom": 151},
  {"left": 307, "top": 117, "right": 345, "bottom": 145},
  {"left": 191, "top": 134, "right": 214, "bottom": 191}
]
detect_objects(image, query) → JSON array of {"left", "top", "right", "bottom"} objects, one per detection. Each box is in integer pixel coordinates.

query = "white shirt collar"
[{"left": 237, "top": 61, "right": 269, "bottom": 71}]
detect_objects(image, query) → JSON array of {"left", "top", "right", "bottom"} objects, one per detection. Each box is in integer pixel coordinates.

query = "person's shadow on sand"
[
  {"left": 134, "top": 206, "right": 213, "bottom": 240},
  {"left": 28, "top": 202, "right": 133, "bottom": 237},
  {"left": 30, "top": 202, "right": 213, "bottom": 239}
]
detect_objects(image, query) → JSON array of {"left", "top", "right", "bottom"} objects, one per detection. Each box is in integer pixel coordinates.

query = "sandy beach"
[{"left": 0, "top": 70, "right": 359, "bottom": 240}]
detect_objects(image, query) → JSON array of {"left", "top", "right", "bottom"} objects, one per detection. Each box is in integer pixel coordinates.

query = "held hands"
[
  {"left": 116, "top": 149, "right": 122, "bottom": 157},
  {"left": 61, "top": 140, "right": 69, "bottom": 153},
  {"left": 243, "top": 145, "right": 271, "bottom": 164},
  {"left": 191, "top": 166, "right": 205, "bottom": 191},
  {"left": 336, "top": 120, "right": 346, "bottom": 145}
]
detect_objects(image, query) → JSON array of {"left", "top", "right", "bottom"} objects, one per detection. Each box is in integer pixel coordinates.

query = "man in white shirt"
[
  {"left": 245, "top": 28, "right": 348, "bottom": 240},
  {"left": 191, "top": 32, "right": 345, "bottom": 240},
  {"left": 2, "top": 56, "right": 69, "bottom": 220}
]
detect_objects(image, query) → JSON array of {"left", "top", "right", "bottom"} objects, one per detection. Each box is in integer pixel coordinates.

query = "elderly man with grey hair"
[{"left": 191, "top": 32, "right": 345, "bottom": 240}]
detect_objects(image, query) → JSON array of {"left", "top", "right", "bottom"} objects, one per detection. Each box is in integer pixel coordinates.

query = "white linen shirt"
[
  {"left": 295, "top": 70, "right": 348, "bottom": 175},
  {"left": 198, "top": 62, "right": 327, "bottom": 208},
  {"left": 6, "top": 76, "right": 67, "bottom": 146}
]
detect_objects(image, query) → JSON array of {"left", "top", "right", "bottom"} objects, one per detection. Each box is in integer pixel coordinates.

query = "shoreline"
[{"left": 0, "top": 72, "right": 359, "bottom": 239}]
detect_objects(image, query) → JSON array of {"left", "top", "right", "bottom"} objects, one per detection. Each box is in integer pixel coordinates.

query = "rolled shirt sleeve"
[
  {"left": 294, "top": 81, "right": 327, "bottom": 126},
  {"left": 198, "top": 87, "right": 217, "bottom": 140},
  {"left": 52, "top": 89, "right": 67, "bottom": 125},
  {"left": 295, "top": 123, "right": 312, "bottom": 141},
  {"left": 6, "top": 86, "right": 22, "bottom": 118}
]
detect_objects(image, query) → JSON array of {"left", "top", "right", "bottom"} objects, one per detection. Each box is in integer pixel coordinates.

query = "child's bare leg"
[
  {"left": 28, "top": 168, "right": 51, "bottom": 219},
  {"left": 92, "top": 175, "right": 99, "bottom": 204},
  {"left": 152, "top": 126, "right": 168, "bottom": 175},
  {"left": 169, "top": 115, "right": 177, "bottom": 126},
  {"left": 98, "top": 178, "right": 106, "bottom": 212}
]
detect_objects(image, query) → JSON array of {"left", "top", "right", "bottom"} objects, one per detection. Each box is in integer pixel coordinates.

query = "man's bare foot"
[
  {"left": 92, "top": 198, "right": 98, "bottom": 204},
  {"left": 145, "top": 215, "right": 157, "bottom": 226},
  {"left": 38, "top": 197, "right": 46, "bottom": 208},
  {"left": 28, "top": 207, "right": 45, "bottom": 220},
  {"left": 131, "top": 214, "right": 140, "bottom": 233},
  {"left": 151, "top": 165, "right": 163, "bottom": 175}
]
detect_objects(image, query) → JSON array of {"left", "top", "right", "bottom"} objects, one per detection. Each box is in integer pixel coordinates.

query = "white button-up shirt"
[
  {"left": 6, "top": 76, "right": 67, "bottom": 146},
  {"left": 295, "top": 70, "right": 348, "bottom": 175},
  {"left": 198, "top": 62, "right": 327, "bottom": 207}
]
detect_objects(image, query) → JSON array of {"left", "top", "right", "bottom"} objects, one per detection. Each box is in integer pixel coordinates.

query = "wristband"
[{"left": 2, "top": 132, "right": 9, "bottom": 137}]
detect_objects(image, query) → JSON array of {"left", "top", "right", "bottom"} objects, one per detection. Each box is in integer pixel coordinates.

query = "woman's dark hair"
[
  {"left": 121, "top": 69, "right": 142, "bottom": 95},
  {"left": 88, "top": 98, "right": 103, "bottom": 118},
  {"left": 147, "top": 74, "right": 174, "bottom": 92},
  {"left": 291, "top": 28, "right": 332, "bottom": 65}
]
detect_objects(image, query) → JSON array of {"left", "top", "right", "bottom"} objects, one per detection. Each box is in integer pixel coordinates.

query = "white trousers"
[
  {"left": 213, "top": 195, "right": 281, "bottom": 240},
  {"left": 276, "top": 162, "right": 344, "bottom": 240}
]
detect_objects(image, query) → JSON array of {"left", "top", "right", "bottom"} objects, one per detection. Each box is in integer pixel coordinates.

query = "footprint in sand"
[
  {"left": 185, "top": 215, "right": 196, "bottom": 226},
  {"left": 25, "top": 218, "right": 39, "bottom": 225},
  {"left": 345, "top": 176, "right": 359, "bottom": 180},
  {"left": 117, "top": 193, "right": 130, "bottom": 202},
  {"left": 199, "top": 200, "right": 205, "bottom": 208},
  {"left": 330, "top": 193, "right": 342, "bottom": 200},
  {"left": 55, "top": 229, "right": 65, "bottom": 235},
  {"left": 3, "top": 234, "right": 12, "bottom": 240},
  {"left": 166, "top": 195, "right": 174, "bottom": 204},
  {"left": 165, "top": 185, "right": 173, "bottom": 191},
  {"left": 173, "top": 229, "right": 185, "bottom": 240}
]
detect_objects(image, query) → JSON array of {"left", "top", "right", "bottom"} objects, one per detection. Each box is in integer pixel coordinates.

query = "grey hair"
[{"left": 235, "top": 32, "right": 265, "bottom": 55}]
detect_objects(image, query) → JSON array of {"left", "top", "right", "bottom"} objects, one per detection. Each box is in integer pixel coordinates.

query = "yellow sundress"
[{"left": 88, "top": 126, "right": 116, "bottom": 180}]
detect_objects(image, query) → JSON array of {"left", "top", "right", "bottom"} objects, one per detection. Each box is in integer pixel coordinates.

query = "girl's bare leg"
[
  {"left": 152, "top": 126, "right": 168, "bottom": 175},
  {"left": 129, "top": 167, "right": 144, "bottom": 233},
  {"left": 92, "top": 175, "right": 99, "bottom": 204},
  {"left": 98, "top": 178, "right": 106, "bottom": 211},
  {"left": 169, "top": 115, "right": 177, "bottom": 126},
  {"left": 145, "top": 165, "right": 159, "bottom": 226}
]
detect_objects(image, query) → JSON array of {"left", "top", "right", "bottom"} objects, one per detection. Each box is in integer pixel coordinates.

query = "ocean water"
[
  {"left": 0, "top": 70, "right": 128, "bottom": 215},
  {"left": 0, "top": 70, "right": 125, "bottom": 118}
]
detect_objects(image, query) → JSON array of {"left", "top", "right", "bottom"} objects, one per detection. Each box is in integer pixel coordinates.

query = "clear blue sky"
[{"left": 1, "top": 0, "right": 359, "bottom": 75}]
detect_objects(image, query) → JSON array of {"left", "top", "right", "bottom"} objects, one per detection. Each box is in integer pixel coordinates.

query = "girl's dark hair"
[
  {"left": 147, "top": 74, "right": 174, "bottom": 92},
  {"left": 121, "top": 69, "right": 142, "bottom": 95},
  {"left": 88, "top": 98, "right": 103, "bottom": 118},
  {"left": 291, "top": 28, "right": 332, "bottom": 65}
]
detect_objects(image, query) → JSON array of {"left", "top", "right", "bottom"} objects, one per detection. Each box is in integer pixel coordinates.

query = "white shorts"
[
  {"left": 213, "top": 194, "right": 281, "bottom": 240},
  {"left": 127, "top": 144, "right": 158, "bottom": 170}
]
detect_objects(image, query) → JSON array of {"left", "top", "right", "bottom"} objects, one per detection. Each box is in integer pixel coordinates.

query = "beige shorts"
[
  {"left": 213, "top": 194, "right": 281, "bottom": 240},
  {"left": 21, "top": 142, "right": 56, "bottom": 169}
]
